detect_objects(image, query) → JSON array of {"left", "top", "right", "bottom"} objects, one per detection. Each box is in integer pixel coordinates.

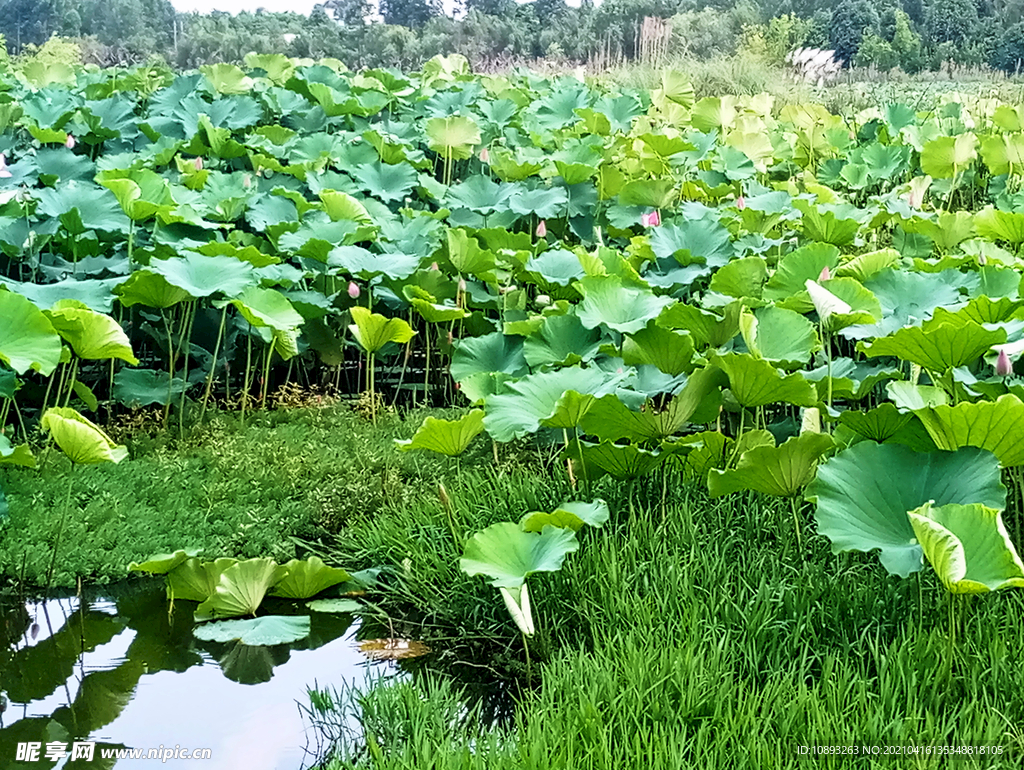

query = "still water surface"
[{"left": 0, "top": 582, "right": 388, "bottom": 769}]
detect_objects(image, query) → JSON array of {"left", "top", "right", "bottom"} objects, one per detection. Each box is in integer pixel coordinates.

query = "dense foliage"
[{"left": 1, "top": 0, "right": 1024, "bottom": 72}]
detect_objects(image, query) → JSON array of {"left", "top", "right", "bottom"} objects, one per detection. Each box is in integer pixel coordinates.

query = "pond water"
[{"left": 0, "top": 582, "right": 397, "bottom": 769}]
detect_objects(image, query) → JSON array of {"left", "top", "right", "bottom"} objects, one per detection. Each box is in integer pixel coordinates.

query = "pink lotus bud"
[
  {"left": 243, "top": 175, "right": 252, "bottom": 188},
  {"left": 194, "top": 157, "right": 204, "bottom": 171},
  {"left": 479, "top": 147, "right": 490, "bottom": 163},
  {"left": 430, "top": 262, "right": 439, "bottom": 271},
  {"left": 458, "top": 277, "right": 467, "bottom": 293},
  {"left": 347, "top": 281, "right": 360, "bottom": 299},
  {"left": 64, "top": 134, "right": 76, "bottom": 150},
  {"left": 641, "top": 210, "right": 661, "bottom": 227},
  {"left": 996, "top": 349, "right": 1013, "bottom": 377},
  {"left": 978, "top": 253, "right": 987, "bottom": 266},
  {"left": 447, "top": 331, "right": 454, "bottom": 345},
  {"left": 0, "top": 153, "right": 10, "bottom": 178},
  {"left": 736, "top": 196, "right": 745, "bottom": 210},
  {"left": 818, "top": 266, "right": 831, "bottom": 282},
  {"left": 536, "top": 219, "right": 547, "bottom": 238}
]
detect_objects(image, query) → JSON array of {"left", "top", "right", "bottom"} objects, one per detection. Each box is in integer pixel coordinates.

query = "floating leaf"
[{"left": 193, "top": 616, "right": 310, "bottom": 646}]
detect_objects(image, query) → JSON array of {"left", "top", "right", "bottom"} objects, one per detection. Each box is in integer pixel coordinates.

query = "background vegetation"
[{"left": 3, "top": 0, "right": 1024, "bottom": 77}]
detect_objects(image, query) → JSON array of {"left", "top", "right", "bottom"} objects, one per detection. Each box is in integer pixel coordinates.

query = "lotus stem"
[
  {"left": 789, "top": 495, "right": 804, "bottom": 552},
  {"left": 45, "top": 466, "right": 75, "bottom": 590},
  {"left": 423, "top": 325, "right": 431, "bottom": 407},
  {"left": 261, "top": 343, "right": 274, "bottom": 408},
  {"left": 200, "top": 305, "right": 229, "bottom": 424},
  {"left": 522, "top": 629, "right": 532, "bottom": 684},
  {"left": 178, "top": 301, "right": 197, "bottom": 437},
  {"left": 161, "top": 309, "right": 175, "bottom": 428},
  {"left": 242, "top": 325, "right": 253, "bottom": 428}
]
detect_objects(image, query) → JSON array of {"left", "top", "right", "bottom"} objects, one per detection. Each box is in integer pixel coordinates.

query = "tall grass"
[{"left": 313, "top": 460, "right": 1024, "bottom": 769}]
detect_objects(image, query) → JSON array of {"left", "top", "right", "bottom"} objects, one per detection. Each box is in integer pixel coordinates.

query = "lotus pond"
[{"left": 3, "top": 52, "right": 1024, "bottom": 767}]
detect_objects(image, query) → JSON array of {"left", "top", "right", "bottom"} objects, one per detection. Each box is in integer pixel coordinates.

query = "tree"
[
  {"left": 379, "top": 0, "right": 442, "bottom": 28},
  {"left": 324, "top": 0, "right": 369, "bottom": 26},
  {"left": 992, "top": 21, "right": 1024, "bottom": 71},
  {"left": 829, "top": 0, "right": 879, "bottom": 65},
  {"left": 926, "top": 0, "right": 979, "bottom": 46}
]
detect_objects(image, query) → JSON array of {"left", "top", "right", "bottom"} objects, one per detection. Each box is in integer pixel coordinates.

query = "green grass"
[{"left": 0, "top": 403, "right": 486, "bottom": 588}]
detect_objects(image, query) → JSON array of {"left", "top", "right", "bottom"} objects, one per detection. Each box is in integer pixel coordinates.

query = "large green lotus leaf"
[
  {"left": 195, "top": 558, "right": 289, "bottom": 620},
  {"left": 148, "top": 254, "right": 256, "bottom": 299},
  {"left": 525, "top": 248, "right": 586, "bottom": 287},
  {"left": 709, "top": 257, "right": 767, "bottom": 299},
  {"left": 35, "top": 181, "right": 130, "bottom": 234},
  {"left": 426, "top": 115, "right": 481, "bottom": 160},
  {"left": 714, "top": 352, "right": 817, "bottom": 408},
  {"left": 920, "top": 133, "right": 977, "bottom": 178},
  {"left": 352, "top": 160, "right": 417, "bottom": 203},
  {"left": 838, "top": 403, "right": 913, "bottom": 443},
  {"left": 0, "top": 291, "right": 62, "bottom": 376},
  {"left": 621, "top": 323, "right": 695, "bottom": 376},
  {"left": 451, "top": 332, "right": 527, "bottom": 382},
  {"left": 97, "top": 168, "right": 176, "bottom": 221},
  {"left": 575, "top": 275, "right": 673, "bottom": 335},
  {"left": 445, "top": 176, "right": 514, "bottom": 216},
  {"left": 521, "top": 500, "right": 610, "bottom": 533},
  {"left": 396, "top": 409, "right": 485, "bottom": 456},
  {"left": 484, "top": 366, "right": 617, "bottom": 442},
  {"left": 223, "top": 286, "right": 303, "bottom": 332},
  {"left": 348, "top": 306, "right": 416, "bottom": 354},
  {"left": 538, "top": 390, "right": 596, "bottom": 430},
  {"left": 739, "top": 306, "right": 818, "bottom": 369},
  {"left": 914, "top": 394, "right": 1024, "bottom": 467},
  {"left": 523, "top": 313, "right": 602, "bottom": 368},
  {"left": 805, "top": 358, "right": 901, "bottom": 401},
  {"left": 269, "top": 556, "right": 351, "bottom": 599},
  {"left": 113, "top": 368, "right": 186, "bottom": 407},
  {"left": 460, "top": 522, "right": 579, "bottom": 589},
  {"left": 567, "top": 440, "right": 664, "bottom": 480},
  {"left": 446, "top": 228, "right": 497, "bottom": 280},
  {"left": 762, "top": 243, "right": 840, "bottom": 307},
  {"left": 408, "top": 297, "right": 465, "bottom": 324},
  {"left": 114, "top": 271, "right": 191, "bottom": 309},
  {"left": 194, "top": 616, "right": 310, "bottom": 646},
  {"left": 807, "top": 443, "right": 1006, "bottom": 577},
  {"left": 798, "top": 205, "right": 860, "bottom": 247},
  {"left": 708, "top": 432, "right": 834, "bottom": 498},
  {"left": 844, "top": 269, "right": 962, "bottom": 340},
  {"left": 975, "top": 207, "right": 1024, "bottom": 245},
  {"left": 908, "top": 502, "right": 1024, "bottom": 594},
  {"left": 44, "top": 300, "right": 138, "bottom": 364},
  {"left": 0, "top": 434, "right": 36, "bottom": 468},
  {"left": 41, "top": 407, "right": 128, "bottom": 465},
  {"left": 2, "top": 277, "right": 123, "bottom": 314},
  {"left": 836, "top": 248, "right": 900, "bottom": 283},
  {"left": 128, "top": 549, "right": 201, "bottom": 575},
  {"left": 330, "top": 245, "right": 420, "bottom": 281},
  {"left": 307, "top": 598, "right": 362, "bottom": 613},
  {"left": 648, "top": 218, "right": 735, "bottom": 270},
  {"left": 858, "top": 321, "right": 1005, "bottom": 372},
  {"left": 167, "top": 557, "right": 238, "bottom": 602},
  {"left": 617, "top": 179, "right": 675, "bottom": 209},
  {"left": 318, "top": 190, "right": 373, "bottom": 225},
  {"left": 658, "top": 302, "right": 741, "bottom": 348}
]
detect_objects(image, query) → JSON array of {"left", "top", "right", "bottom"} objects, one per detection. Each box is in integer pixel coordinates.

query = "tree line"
[{"left": 2, "top": 0, "right": 1024, "bottom": 74}]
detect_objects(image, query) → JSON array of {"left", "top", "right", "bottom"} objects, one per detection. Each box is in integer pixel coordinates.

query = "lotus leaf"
[
  {"left": 270, "top": 556, "right": 352, "bottom": 599},
  {"left": 41, "top": 407, "right": 128, "bottom": 465},
  {"left": 396, "top": 409, "right": 485, "bottom": 456},
  {"left": 193, "top": 616, "right": 310, "bottom": 646},
  {"left": 520, "top": 499, "right": 610, "bottom": 533},
  {"left": 195, "top": 558, "right": 289, "bottom": 620}
]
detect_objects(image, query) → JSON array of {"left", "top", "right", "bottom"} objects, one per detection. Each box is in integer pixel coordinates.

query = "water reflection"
[{"left": 0, "top": 582, "right": 375, "bottom": 769}]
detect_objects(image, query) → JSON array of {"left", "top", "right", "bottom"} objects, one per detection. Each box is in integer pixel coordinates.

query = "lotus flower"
[
  {"left": 536, "top": 294, "right": 551, "bottom": 307},
  {"left": 194, "top": 157, "right": 204, "bottom": 171},
  {"left": 818, "top": 265, "right": 831, "bottom": 281},
  {"left": 479, "top": 147, "right": 490, "bottom": 163},
  {"left": 996, "top": 349, "right": 1013, "bottom": 377},
  {"left": 458, "top": 277, "right": 467, "bottom": 293},
  {"left": 736, "top": 196, "right": 745, "bottom": 210},
  {"left": 641, "top": 210, "right": 661, "bottom": 227},
  {"left": 430, "top": 262, "right": 439, "bottom": 271},
  {"left": 347, "top": 281, "right": 360, "bottom": 299},
  {"left": 65, "top": 134, "right": 76, "bottom": 150},
  {"left": 536, "top": 219, "right": 547, "bottom": 238},
  {"left": 0, "top": 153, "right": 11, "bottom": 179}
]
